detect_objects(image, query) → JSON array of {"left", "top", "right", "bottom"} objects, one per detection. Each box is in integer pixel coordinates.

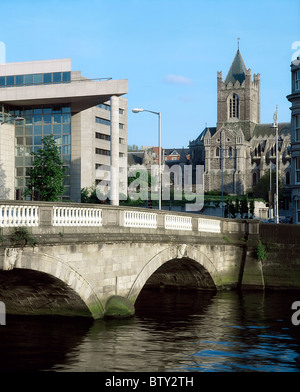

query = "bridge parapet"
[{"left": 0, "top": 201, "right": 259, "bottom": 239}]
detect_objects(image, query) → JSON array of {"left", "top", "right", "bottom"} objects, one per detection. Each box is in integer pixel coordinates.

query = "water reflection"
[{"left": 0, "top": 290, "right": 300, "bottom": 372}]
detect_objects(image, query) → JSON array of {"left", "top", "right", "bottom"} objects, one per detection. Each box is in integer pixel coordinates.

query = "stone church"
[{"left": 189, "top": 49, "right": 291, "bottom": 195}]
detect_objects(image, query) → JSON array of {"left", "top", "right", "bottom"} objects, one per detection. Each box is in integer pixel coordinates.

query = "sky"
[{"left": 1, "top": 0, "right": 300, "bottom": 149}]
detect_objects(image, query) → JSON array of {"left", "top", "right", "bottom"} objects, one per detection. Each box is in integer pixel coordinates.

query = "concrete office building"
[{"left": 0, "top": 58, "right": 128, "bottom": 203}]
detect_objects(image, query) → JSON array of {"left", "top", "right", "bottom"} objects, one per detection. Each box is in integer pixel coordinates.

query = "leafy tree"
[
  {"left": 24, "top": 135, "right": 66, "bottom": 201},
  {"left": 253, "top": 170, "right": 282, "bottom": 202}
]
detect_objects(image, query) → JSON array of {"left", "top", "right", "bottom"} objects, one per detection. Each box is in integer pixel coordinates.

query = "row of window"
[
  {"left": 95, "top": 132, "right": 125, "bottom": 144},
  {"left": 97, "top": 103, "right": 125, "bottom": 115},
  {"left": 0, "top": 72, "right": 71, "bottom": 88},
  {"left": 95, "top": 148, "right": 125, "bottom": 157},
  {"left": 95, "top": 116, "right": 125, "bottom": 129}
]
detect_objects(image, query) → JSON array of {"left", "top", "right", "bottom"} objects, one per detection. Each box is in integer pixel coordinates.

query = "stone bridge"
[{"left": 0, "top": 201, "right": 299, "bottom": 319}]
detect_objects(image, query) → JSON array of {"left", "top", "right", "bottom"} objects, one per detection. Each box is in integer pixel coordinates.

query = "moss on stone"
[{"left": 104, "top": 295, "right": 135, "bottom": 318}]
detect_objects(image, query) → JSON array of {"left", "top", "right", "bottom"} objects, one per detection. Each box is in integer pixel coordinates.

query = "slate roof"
[
  {"left": 253, "top": 122, "right": 291, "bottom": 138},
  {"left": 224, "top": 49, "right": 247, "bottom": 86}
]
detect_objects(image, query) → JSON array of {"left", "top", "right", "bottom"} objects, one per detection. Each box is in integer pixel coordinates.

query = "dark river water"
[{"left": 0, "top": 289, "right": 300, "bottom": 372}]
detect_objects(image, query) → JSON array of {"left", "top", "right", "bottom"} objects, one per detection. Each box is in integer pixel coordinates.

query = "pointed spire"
[{"left": 224, "top": 48, "right": 247, "bottom": 86}]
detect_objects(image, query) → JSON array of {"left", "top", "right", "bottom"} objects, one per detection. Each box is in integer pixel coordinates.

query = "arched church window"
[
  {"left": 286, "top": 171, "right": 290, "bottom": 185},
  {"left": 253, "top": 172, "right": 257, "bottom": 186},
  {"left": 229, "top": 93, "right": 239, "bottom": 119},
  {"left": 216, "top": 147, "right": 220, "bottom": 157},
  {"left": 228, "top": 147, "right": 233, "bottom": 158}
]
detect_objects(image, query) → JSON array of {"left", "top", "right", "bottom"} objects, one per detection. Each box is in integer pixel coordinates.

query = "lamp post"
[
  {"left": 271, "top": 105, "right": 279, "bottom": 224},
  {"left": 132, "top": 108, "right": 161, "bottom": 210}
]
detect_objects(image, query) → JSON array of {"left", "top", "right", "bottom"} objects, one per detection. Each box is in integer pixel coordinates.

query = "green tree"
[
  {"left": 253, "top": 170, "right": 282, "bottom": 202},
  {"left": 25, "top": 135, "right": 66, "bottom": 201}
]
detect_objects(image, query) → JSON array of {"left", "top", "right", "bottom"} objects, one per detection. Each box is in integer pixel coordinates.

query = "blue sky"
[{"left": 1, "top": 0, "right": 300, "bottom": 149}]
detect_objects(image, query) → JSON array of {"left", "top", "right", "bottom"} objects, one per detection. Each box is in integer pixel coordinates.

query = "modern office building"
[
  {"left": 287, "top": 56, "right": 300, "bottom": 223},
  {"left": 0, "top": 58, "right": 128, "bottom": 203}
]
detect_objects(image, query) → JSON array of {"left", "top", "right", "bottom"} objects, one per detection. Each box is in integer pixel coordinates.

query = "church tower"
[{"left": 217, "top": 49, "right": 260, "bottom": 141}]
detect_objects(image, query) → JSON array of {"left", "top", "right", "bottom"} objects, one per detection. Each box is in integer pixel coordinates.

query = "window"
[
  {"left": 229, "top": 93, "right": 239, "bottom": 119},
  {"left": 295, "top": 70, "right": 300, "bottom": 91},
  {"left": 96, "top": 117, "right": 110, "bottom": 126},
  {"left": 295, "top": 115, "right": 300, "bottom": 142},
  {"left": 96, "top": 148, "right": 110, "bottom": 156},
  {"left": 96, "top": 132, "right": 110, "bottom": 141},
  {"left": 296, "top": 157, "right": 300, "bottom": 184},
  {"left": 297, "top": 200, "right": 300, "bottom": 223}
]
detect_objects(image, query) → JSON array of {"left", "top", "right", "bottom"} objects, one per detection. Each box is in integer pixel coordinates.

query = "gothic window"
[
  {"left": 229, "top": 93, "right": 239, "bottom": 119},
  {"left": 253, "top": 172, "right": 257, "bottom": 186},
  {"left": 295, "top": 115, "right": 300, "bottom": 142},
  {"left": 228, "top": 147, "right": 233, "bottom": 158},
  {"left": 286, "top": 171, "right": 290, "bottom": 185},
  {"left": 216, "top": 147, "right": 220, "bottom": 157}
]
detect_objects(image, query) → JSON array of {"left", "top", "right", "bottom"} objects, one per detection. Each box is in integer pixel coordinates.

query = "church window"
[
  {"left": 228, "top": 147, "right": 233, "bottom": 158},
  {"left": 229, "top": 93, "right": 239, "bottom": 119},
  {"left": 216, "top": 147, "right": 220, "bottom": 157},
  {"left": 295, "top": 115, "right": 300, "bottom": 142},
  {"left": 253, "top": 172, "right": 257, "bottom": 186},
  {"left": 286, "top": 171, "right": 290, "bottom": 185}
]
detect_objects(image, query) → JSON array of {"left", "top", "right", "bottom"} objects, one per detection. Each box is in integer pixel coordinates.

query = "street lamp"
[
  {"left": 271, "top": 105, "right": 279, "bottom": 224},
  {"left": 132, "top": 108, "right": 161, "bottom": 210}
]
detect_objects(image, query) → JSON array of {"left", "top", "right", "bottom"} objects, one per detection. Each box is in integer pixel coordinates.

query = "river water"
[{"left": 0, "top": 289, "right": 300, "bottom": 372}]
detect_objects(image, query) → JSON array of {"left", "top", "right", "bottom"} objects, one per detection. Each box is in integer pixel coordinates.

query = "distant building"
[
  {"left": 189, "top": 49, "right": 291, "bottom": 196},
  {"left": 0, "top": 58, "right": 128, "bottom": 202},
  {"left": 287, "top": 56, "right": 300, "bottom": 223}
]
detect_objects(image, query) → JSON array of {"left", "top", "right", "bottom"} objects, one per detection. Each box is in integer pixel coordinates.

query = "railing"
[
  {"left": 53, "top": 207, "right": 102, "bottom": 227},
  {"left": 124, "top": 210, "right": 157, "bottom": 228},
  {"left": 0, "top": 202, "right": 247, "bottom": 236},
  {"left": 165, "top": 214, "right": 192, "bottom": 231},
  {"left": 0, "top": 205, "right": 39, "bottom": 227},
  {"left": 198, "top": 218, "right": 221, "bottom": 233}
]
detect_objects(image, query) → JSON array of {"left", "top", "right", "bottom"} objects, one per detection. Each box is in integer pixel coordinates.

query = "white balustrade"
[
  {"left": 53, "top": 207, "right": 102, "bottom": 226},
  {"left": 198, "top": 218, "right": 221, "bottom": 233},
  {"left": 124, "top": 210, "right": 157, "bottom": 228},
  {"left": 0, "top": 205, "right": 39, "bottom": 227},
  {"left": 164, "top": 214, "right": 192, "bottom": 231}
]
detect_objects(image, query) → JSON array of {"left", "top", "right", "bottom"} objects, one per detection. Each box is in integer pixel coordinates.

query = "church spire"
[{"left": 224, "top": 47, "right": 247, "bottom": 86}]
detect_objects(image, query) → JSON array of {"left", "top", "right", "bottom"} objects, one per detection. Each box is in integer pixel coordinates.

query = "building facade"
[
  {"left": 189, "top": 49, "right": 291, "bottom": 197},
  {"left": 287, "top": 57, "right": 300, "bottom": 223},
  {"left": 0, "top": 58, "right": 128, "bottom": 203}
]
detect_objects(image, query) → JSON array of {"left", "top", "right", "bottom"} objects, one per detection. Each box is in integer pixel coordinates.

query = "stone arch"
[
  {"left": 14, "top": 249, "right": 104, "bottom": 319},
  {"left": 127, "top": 244, "right": 224, "bottom": 303}
]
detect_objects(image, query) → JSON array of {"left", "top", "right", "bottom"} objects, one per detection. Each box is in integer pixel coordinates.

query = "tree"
[
  {"left": 253, "top": 170, "right": 282, "bottom": 202},
  {"left": 25, "top": 135, "right": 66, "bottom": 201}
]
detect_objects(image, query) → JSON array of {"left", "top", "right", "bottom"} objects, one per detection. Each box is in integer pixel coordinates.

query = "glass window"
[
  {"left": 33, "top": 74, "right": 43, "bottom": 84},
  {"left": 43, "top": 114, "right": 52, "bottom": 124},
  {"left": 295, "top": 115, "right": 300, "bottom": 142},
  {"left": 53, "top": 113, "right": 61, "bottom": 124},
  {"left": 43, "top": 108, "right": 52, "bottom": 114},
  {"left": 43, "top": 73, "right": 52, "bottom": 84},
  {"left": 15, "top": 75, "right": 24, "bottom": 85},
  {"left": 62, "top": 113, "right": 71, "bottom": 123},
  {"left": 6, "top": 75, "right": 14, "bottom": 86},
  {"left": 24, "top": 74, "right": 33, "bottom": 85},
  {"left": 296, "top": 157, "right": 300, "bottom": 184},
  {"left": 34, "top": 115, "right": 43, "bottom": 125},
  {"left": 63, "top": 134, "right": 70, "bottom": 145},
  {"left": 34, "top": 135, "right": 43, "bottom": 145},
  {"left": 295, "top": 70, "right": 300, "bottom": 91},
  {"left": 62, "top": 72, "right": 71, "bottom": 82},
  {"left": 0, "top": 76, "right": 5, "bottom": 86},
  {"left": 34, "top": 125, "right": 42, "bottom": 134},
  {"left": 53, "top": 124, "right": 61, "bottom": 134},
  {"left": 62, "top": 123, "right": 71, "bottom": 133},
  {"left": 43, "top": 125, "right": 52, "bottom": 134},
  {"left": 62, "top": 106, "right": 71, "bottom": 113},
  {"left": 53, "top": 72, "right": 61, "bottom": 83}
]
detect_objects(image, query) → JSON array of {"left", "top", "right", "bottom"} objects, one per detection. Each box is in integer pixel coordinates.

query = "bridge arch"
[
  {"left": 127, "top": 244, "right": 224, "bottom": 303},
  {"left": 11, "top": 249, "right": 104, "bottom": 319}
]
